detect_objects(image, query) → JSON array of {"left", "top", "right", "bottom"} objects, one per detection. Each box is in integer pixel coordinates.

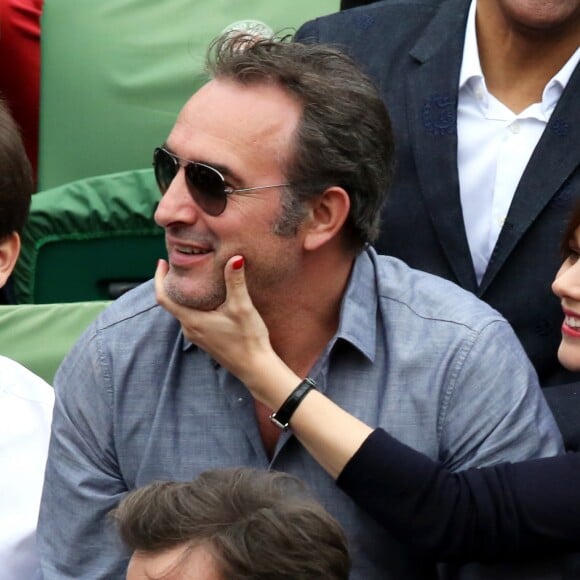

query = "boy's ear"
[
  {"left": 0, "top": 232, "right": 21, "bottom": 288},
  {"left": 302, "top": 186, "right": 350, "bottom": 251}
]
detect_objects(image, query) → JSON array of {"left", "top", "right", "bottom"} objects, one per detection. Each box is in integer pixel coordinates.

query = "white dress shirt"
[
  {"left": 0, "top": 356, "right": 53, "bottom": 580},
  {"left": 457, "top": 0, "right": 580, "bottom": 284}
]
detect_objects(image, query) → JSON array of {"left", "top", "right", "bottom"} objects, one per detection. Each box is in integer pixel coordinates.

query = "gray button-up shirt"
[{"left": 38, "top": 248, "right": 562, "bottom": 579}]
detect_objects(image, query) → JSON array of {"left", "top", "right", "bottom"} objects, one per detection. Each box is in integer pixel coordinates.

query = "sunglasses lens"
[
  {"left": 185, "top": 163, "right": 227, "bottom": 217},
  {"left": 153, "top": 148, "right": 177, "bottom": 194},
  {"left": 153, "top": 148, "right": 228, "bottom": 216}
]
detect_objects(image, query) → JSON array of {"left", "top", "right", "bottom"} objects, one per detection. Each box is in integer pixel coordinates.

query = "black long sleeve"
[{"left": 337, "top": 428, "right": 580, "bottom": 561}]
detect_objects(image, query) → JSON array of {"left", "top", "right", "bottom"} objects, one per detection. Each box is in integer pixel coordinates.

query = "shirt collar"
[
  {"left": 459, "top": 0, "right": 580, "bottom": 116},
  {"left": 330, "top": 247, "right": 378, "bottom": 363},
  {"left": 458, "top": 0, "right": 482, "bottom": 92},
  {"left": 543, "top": 46, "right": 580, "bottom": 112}
]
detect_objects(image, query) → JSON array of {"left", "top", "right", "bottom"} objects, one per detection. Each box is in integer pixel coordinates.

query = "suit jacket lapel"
[
  {"left": 479, "top": 63, "right": 580, "bottom": 293},
  {"left": 405, "top": 0, "right": 478, "bottom": 292}
]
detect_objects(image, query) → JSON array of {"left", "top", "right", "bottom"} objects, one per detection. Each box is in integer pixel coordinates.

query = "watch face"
[{"left": 221, "top": 19, "right": 274, "bottom": 40}]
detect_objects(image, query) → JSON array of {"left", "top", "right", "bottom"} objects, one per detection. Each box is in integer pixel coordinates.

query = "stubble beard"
[
  {"left": 161, "top": 207, "right": 301, "bottom": 312},
  {"left": 163, "top": 268, "right": 226, "bottom": 311}
]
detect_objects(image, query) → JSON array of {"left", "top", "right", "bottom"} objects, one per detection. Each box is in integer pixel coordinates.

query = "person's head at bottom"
[{"left": 112, "top": 467, "right": 350, "bottom": 580}]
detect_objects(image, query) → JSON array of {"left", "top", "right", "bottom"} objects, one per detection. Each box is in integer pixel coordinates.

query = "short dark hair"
[
  {"left": 0, "top": 99, "right": 32, "bottom": 239},
  {"left": 206, "top": 35, "right": 395, "bottom": 251},
  {"left": 112, "top": 468, "right": 350, "bottom": 580}
]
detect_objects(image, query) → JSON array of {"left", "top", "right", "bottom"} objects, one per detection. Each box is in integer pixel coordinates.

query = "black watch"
[{"left": 269, "top": 377, "right": 316, "bottom": 431}]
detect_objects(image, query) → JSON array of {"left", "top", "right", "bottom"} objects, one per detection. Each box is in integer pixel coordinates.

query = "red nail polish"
[{"left": 232, "top": 257, "right": 244, "bottom": 270}]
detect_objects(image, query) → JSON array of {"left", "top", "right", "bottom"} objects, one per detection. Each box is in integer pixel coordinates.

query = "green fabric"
[
  {"left": 13, "top": 168, "right": 164, "bottom": 303},
  {"left": 0, "top": 301, "right": 109, "bottom": 383},
  {"left": 38, "top": 0, "right": 339, "bottom": 190}
]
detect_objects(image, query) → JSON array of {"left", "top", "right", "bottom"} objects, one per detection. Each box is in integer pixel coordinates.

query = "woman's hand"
[
  {"left": 154, "top": 256, "right": 283, "bottom": 393},
  {"left": 155, "top": 256, "right": 372, "bottom": 479}
]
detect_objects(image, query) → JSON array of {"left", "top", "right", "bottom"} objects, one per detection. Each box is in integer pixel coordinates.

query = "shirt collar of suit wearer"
[
  {"left": 458, "top": 0, "right": 484, "bottom": 96},
  {"left": 458, "top": 0, "right": 580, "bottom": 118}
]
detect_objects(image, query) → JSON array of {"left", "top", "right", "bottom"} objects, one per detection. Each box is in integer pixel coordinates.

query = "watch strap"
[{"left": 269, "top": 377, "right": 316, "bottom": 431}]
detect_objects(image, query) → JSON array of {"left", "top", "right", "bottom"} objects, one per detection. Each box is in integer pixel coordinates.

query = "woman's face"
[{"left": 552, "top": 224, "right": 580, "bottom": 371}]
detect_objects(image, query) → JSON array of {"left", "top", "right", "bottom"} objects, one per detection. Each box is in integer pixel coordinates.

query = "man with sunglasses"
[{"left": 38, "top": 35, "right": 562, "bottom": 579}]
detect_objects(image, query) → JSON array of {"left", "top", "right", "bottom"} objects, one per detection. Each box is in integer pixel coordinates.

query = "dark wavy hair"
[
  {"left": 0, "top": 99, "right": 32, "bottom": 239},
  {"left": 112, "top": 468, "right": 350, "bottom": 580},
  {"left": 206, "top": 34, "right": 395, "bottom": 251}
]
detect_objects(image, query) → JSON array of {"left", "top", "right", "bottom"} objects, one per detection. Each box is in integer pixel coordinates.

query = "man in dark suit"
[{"left": 296, "top": 0, "right": 580, "bottom": 448}]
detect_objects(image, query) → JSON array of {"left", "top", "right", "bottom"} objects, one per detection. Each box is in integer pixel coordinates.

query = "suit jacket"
[{"left": 295, "top": 0, "right": 580, "bottom": 448}]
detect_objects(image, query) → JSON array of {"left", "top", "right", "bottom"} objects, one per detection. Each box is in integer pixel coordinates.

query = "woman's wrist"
[{"left": 243, "top": 354, "right": 302, "bottom": 411}]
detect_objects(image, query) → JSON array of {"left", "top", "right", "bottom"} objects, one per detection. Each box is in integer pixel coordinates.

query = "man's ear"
[
  {"left": 0, "top": 232, "right": 21, "bottom": 288},
  {"left": 302, "top": 186, "right": 350, "bottom": 251}
]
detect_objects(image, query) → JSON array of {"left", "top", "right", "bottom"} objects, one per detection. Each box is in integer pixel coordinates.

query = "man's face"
[
  {"left": 126, "top": 543, "right": 222, "bottom": 580},
  {"left": 493, "top": 0, "right": 580, "bottom": 34},
  {"left": 154, "top": 78, "right": 304, "bottom": 311}
]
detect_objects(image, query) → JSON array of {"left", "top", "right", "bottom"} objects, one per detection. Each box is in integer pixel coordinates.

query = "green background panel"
[
  {"left": 14, "top": 168, "right": 164, "bottom": 303},
  {"left": 0, "top": 301, "right": 109, "bottom": 382},
  {"left": 38, "top": 0, "right": 339, "bottom": 190}
]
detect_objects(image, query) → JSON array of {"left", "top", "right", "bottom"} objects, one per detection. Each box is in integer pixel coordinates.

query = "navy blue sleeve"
[{"left": 336, "top": 428, "right": 580, "bottom": 561}]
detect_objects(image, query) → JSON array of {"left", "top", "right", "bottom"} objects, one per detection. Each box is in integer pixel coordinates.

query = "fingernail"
[{"left": 232, "top": 257, "right": 244, "bottom": 270}]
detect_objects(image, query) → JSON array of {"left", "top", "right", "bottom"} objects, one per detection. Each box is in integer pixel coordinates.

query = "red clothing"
[{"left": 0, "top": 0, "right": 43, "bottom": 183}]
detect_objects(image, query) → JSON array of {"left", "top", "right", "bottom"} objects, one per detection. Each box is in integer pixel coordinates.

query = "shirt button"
[{"left": 509, "top": 122, "right": 520, "bottom": 134}]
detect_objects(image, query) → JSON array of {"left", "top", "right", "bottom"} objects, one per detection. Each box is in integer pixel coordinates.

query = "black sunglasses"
[{"left": 153, "top": 147, "right": 289, "bottom": 217}]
